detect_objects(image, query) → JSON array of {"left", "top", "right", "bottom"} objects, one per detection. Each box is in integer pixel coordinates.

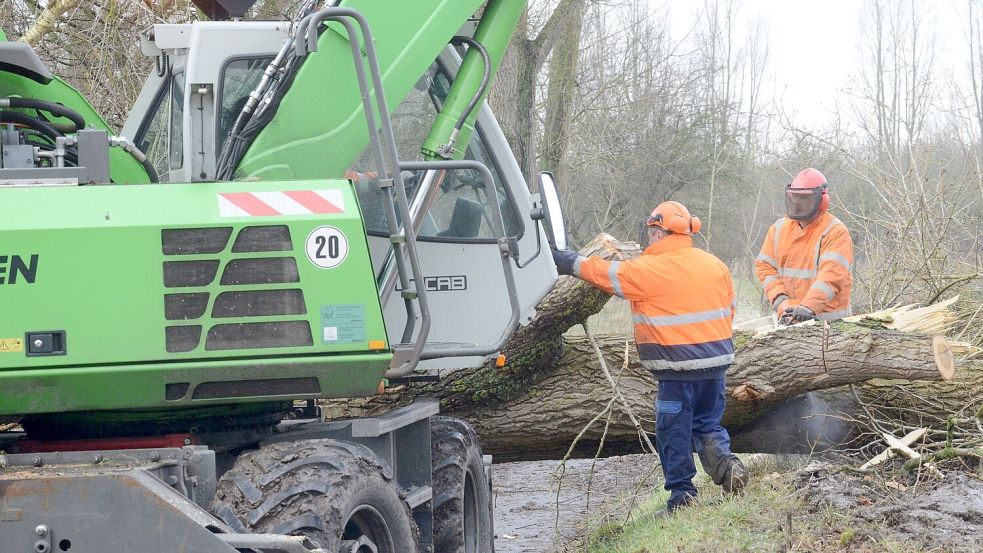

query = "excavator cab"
[{"left": 120, "top": 16, "right": 564, "bottom": 371}]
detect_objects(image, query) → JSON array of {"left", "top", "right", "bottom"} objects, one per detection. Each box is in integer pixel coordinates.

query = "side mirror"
[{"left": 537, "top": 171, "right": 567, "bottom": 250}]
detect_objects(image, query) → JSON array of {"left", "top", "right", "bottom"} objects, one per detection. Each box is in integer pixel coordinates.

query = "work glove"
[
  {"left": 551, "top": 248, "right": 580, "bottom": 276},
  {"left": 772, "top": 294, "right": 791, "bottom": 314},
  {"left": 779, "top": 305, "right": 816, "bottom": 325}
]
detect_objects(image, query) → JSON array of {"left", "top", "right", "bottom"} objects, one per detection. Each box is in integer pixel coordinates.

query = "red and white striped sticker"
[{"left": 218, "top": 190, "right": 345, "bottom": 217}]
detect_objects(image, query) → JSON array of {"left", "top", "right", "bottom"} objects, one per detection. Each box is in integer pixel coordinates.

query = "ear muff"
[
  {"left": 665, "top": 213, "right": 689, "bottom": 234},
  {"left": 690, "top": 216, "right": 701, "bottom": 234}
]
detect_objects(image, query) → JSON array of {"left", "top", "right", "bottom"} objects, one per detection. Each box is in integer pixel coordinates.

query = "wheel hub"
[{"left": 341, "top": 536, "right": 378, "bottom": 553}]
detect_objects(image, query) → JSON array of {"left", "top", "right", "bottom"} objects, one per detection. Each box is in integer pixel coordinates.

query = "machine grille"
[
  {"left": 161, "top": 227, "right": 233, "bottom": 254},
  {"left": 191, "top": 377, "right": 320, "bottom": 399},
  {"left": 220, "top": 258, "right": 300, "bottom": 285},
  {"left": 205, "top": 321, "right": 314, "bottom": 350},
  {"left": 232, "top": 225, "right": 292, "bottom": 253},
  {"left": 163, "top": 260, "right": 220, "bottom": 287},
  {"left": 162, "top": 225, "right": 312, "bottom": 353},
  {"left": 212, "top": 289, "right": 306, "bottom": 318},
  {"left": 164, "top": 293, "right": 210, "bottom": 320},
  {"left": 165, "top": 325, "right": 203, "bottom": 353}
]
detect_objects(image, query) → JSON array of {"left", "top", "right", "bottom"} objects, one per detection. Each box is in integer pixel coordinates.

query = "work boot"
[
  {"left": 720, "top": 457, "right": 750, "bottom": 493},
  {"left": 695, "top": 432, "right": 748, "bottom": 492}
]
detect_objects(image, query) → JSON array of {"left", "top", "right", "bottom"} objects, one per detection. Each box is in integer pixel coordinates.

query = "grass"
[
  {"left": 586, "top": 460, "right": 795, "bottom": 553},
  {"left": 585, "top": 456, "right": 925, "bottom": 553}
]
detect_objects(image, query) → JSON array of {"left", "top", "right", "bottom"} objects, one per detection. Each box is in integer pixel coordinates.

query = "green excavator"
[{"left": 0, "top": 1, "right": 568, "bottom": 551}]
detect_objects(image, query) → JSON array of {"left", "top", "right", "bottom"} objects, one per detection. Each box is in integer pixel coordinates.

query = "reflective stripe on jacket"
[
  {"left": 755, "top": 211, "right": 854, "bottom": 320},
  {"left": 575, "top": 234, "right": 735, "bottom": 380}
]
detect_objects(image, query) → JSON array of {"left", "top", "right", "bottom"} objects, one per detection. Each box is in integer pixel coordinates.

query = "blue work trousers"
[{"left": 655, "top": 377, "right": 735, "bottom": 510}]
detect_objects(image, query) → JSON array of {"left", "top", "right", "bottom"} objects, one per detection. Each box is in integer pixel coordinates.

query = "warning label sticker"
[
  {"left": 320, "top": 304, "right": 366, "bottom": 344},
  {"left": 0, "top": 338, "right": 24, "bottom": 353}
]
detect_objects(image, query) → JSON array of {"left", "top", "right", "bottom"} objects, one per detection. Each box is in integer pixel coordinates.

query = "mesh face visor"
[
  {"left": 638, "top": 220, "right": 652, "bottom": 248},
  {"left": 785, "top": 185, "right": 823, "bottom": 221},
  {"left": 638, "top": 214, "right": 664, "bottom": 248}
]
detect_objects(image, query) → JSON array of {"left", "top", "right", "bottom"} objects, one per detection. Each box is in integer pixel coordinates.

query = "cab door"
[{"left": 355, "top": 58, "right": 557, "bottom": 369}]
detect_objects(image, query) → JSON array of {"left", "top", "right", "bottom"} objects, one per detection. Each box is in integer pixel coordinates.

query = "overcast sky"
[{"left": 665, "top": 0, "right": 971, "bottom": 129}]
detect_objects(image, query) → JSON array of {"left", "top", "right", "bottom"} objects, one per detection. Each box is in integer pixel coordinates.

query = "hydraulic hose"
[
  {"left": 110, "top": 136, "right": 160, "bottom": 183},
  {"left": 430, "top": 36, "right": 491, "bottom": 159},
  {"left": 1, "top": 97, "right": 86, "bottom": 132},
  {"left": 446, "top": 37, "right": 490, "bottom": 137},
  {"left": 139, "top": 157, "right": 160, "bottom": 183},
  {"left": 0, "top": 110, "right": 62, "bottom": 141},
  {"left": 215, "top": 0, "right": 332, "bottom": 180}
]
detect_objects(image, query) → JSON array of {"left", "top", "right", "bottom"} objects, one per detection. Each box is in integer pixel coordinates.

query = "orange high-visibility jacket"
[
  {"left": 755, "top": 211, "right": 853, "bottom": 319},
  {"left": 575, "top": 234, "right": 735, "bottom": 380}
]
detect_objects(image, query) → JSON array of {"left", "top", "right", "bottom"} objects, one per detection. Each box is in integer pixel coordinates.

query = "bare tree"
[
  {"left": 489, "top": 0, "right": 584, "bottom": 187},
  {"left": 540, "top": 0, "right": 585, "bottom": 194}
]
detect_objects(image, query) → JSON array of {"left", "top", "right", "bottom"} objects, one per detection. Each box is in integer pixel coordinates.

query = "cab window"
[
  {"left": 351, "top": 62, "right": 522, "bottom": 242},
  {"left": 135, "top": 71, "right": 185, "bottom": 181},
  {"left": 217, "top": 57, "right": 273, "bottom": 153}
]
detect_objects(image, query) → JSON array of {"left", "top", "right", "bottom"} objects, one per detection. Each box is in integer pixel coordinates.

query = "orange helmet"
[
  {"left": 646, "top": 201, "right": 702, "bottom": 235},
  {"left": 785, "top": 168, "right": 829, "bottom": 222}
]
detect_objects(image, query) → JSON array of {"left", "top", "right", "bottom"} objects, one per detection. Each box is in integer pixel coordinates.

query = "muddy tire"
[
  {"left": 431, "top": 417, "right": 494, "bottom": 553},
  {"left": 209, "top": 438, "right": 417, "bottom": 552}
]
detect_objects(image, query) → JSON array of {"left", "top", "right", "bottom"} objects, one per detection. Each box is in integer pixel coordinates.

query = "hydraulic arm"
[
  {"left": 231, "top": 0, "right": 489, "bottom": 179},
  {"left": 420, "top": 0, "right": 525, "bottom": 161}
]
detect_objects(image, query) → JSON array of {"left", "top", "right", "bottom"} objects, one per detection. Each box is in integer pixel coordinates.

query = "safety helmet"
[
  {"left": 645, "top": 201, "right": 701, "bottom": 235},
  {"left": 785, "top": 168, "right": 829, "bottom": 222}
]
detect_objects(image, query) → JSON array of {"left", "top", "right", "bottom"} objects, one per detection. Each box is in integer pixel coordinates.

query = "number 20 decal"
[{"left": 306, "top": 226, "right": 349, "bottom": 269}]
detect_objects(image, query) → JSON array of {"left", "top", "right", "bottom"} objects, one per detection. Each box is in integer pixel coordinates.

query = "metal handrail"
[{"left": 298, "top": 8, "right": 433, "bottom": 375}]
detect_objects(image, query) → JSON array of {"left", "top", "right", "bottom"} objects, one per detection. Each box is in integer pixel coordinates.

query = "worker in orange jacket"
[
  {"left": 756, "top": 168, "right": 853, "bottom": 324},
  {"left": 552, "top": 201, "right": 749, "bottom": 515}
]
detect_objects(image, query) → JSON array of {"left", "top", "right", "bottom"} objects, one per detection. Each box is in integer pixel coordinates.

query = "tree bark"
[
  {"left": 541, "top": 0, "right": 585, "bottom": 192},
  {"left": 329, "top": 322, "right": 956, "bottom": 460},
  {"left": 489, "top": 0, "right": 586, "bottom": 187},
  {"left": 327, "top": 234, "right": 959, "bottom": 460}
]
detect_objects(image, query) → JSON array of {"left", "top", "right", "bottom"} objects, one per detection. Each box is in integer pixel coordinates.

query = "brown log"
[
  {"left": 474, "top": 325, "right": 955, "bottom": 459},
  {"left": 325, "top": 235, "right": 959, "bottom": 460},
  {"left": 688, "top": 359, "right": 983, "bottom": 455}
]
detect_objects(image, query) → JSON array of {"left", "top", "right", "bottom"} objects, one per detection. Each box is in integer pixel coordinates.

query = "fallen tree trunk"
[
  {"left": 470, "top": 325, "right": 954, "bottom": 459},
  {"left": 325, "top": 234, "right": 959, "bottom": 460},
  {"left": 729, "top": 360, "right": 983, "bottom": 454}
]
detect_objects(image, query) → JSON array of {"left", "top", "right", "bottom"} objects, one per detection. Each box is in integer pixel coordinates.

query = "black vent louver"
[
  {"left": 162, "top": 227, "right": 233, "bottom": 255},
  {"left": 212, "top": 289, "right": 306, "bottom": 318},
  {"left": 165, "top": 293, "right": 210, "bottom": 320},
  {"left": 232, "top": 225, "right": 292, "bottom": 253},
  {"left": 220, "top": 257, "right": 300, "bottom": 285},
  {"left": 161, "top": 225, "right": 311, "bottom": 353}
]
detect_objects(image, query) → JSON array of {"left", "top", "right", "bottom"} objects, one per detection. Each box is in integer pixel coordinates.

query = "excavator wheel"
[
  {"left": 210, "top": 438, "right": 417, "bottom": 552},
  {"left": 431, "top": 417, "right": 494, "bottom": 553}
]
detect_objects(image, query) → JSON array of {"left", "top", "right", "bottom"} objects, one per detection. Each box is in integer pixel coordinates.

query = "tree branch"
[{"left": 19, "top": 0, "right": 81, "bottom": 46}]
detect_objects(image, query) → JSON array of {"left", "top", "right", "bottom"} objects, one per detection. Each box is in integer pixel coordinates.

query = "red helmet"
[
  {"left": 646, "top": 201, "right": 701, "bottom": 235},
  {"left": 785, "top": 168, "right": 829, "bottom": 222}
]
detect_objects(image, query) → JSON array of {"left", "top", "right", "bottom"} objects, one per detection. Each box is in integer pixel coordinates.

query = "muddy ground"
[
  {"left": 492, "top": 454, "right": 983, "bottom": 552},
  {"left": 796, "top": 461, "right": 983, "bottom": 552},
  {"left": 492, "top": 453, "right": 662, "bottom": 552}
]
